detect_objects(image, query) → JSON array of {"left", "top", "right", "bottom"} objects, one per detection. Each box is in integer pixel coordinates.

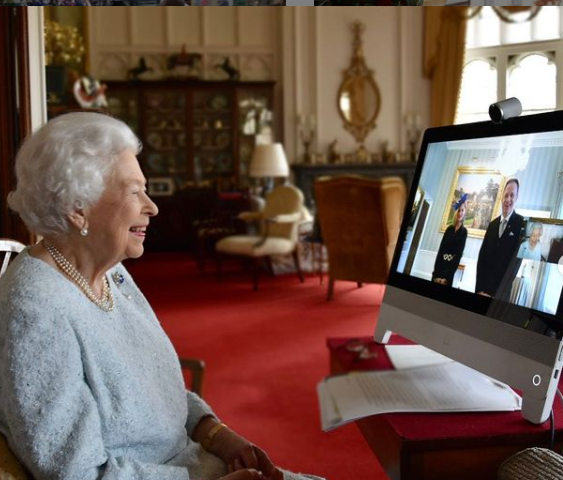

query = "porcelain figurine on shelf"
[
  {"left": 327, "top": 139, "right": 340, "bottom": 164},
  {"left": 73, "top": 76, "right": 108, "bottom": 109},
  {"left": 215, "top": 57, "right": 240, "bottom": 81}
]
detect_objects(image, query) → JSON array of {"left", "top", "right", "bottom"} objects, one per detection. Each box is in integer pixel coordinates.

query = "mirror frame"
[{"left": 337, "top": 21, "right": 381, "bottom": 145}]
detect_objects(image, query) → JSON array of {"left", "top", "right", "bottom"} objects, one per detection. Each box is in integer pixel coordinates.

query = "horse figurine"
[
  {"left": 215, "top": 57, "right": 239, "bottom": 81},
  {"left": 127, "top": 57, "right": 153, "bottom": 81},
  {"left": 167, "top": 46, "right": 203, "bottom": 78}
]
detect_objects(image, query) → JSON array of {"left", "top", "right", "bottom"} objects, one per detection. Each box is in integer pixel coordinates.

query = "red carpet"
[{"left": 127, "top": 253, "right": 388, "bottom": 480}]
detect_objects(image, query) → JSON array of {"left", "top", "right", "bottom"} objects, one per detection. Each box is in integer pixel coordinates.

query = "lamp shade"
[{"left": 249, "top": 143, "right": 289, "bottom": 178}]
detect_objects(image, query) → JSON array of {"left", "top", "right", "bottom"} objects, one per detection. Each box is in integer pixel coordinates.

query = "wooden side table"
[{"left": 328, "top": 336, "right": 563, "bottom": 480}]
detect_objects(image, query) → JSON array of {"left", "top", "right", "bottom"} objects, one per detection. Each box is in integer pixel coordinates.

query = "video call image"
[{"left": 396, "top": 131, "right": 563, "bottom": 321}]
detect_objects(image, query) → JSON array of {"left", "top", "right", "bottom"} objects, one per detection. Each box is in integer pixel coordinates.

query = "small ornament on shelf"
[
  {"left": 298, "top": 114, "right": 316, "bottom": 164},
  {"left": 215, "top": 57, "right": 240, "bottom": 81},
  {"left": 167, "top": 46, "right": 203, "bottom": 79},
  {"left": 127, "top": 57, "right": 154, "bottom": 81},
  {"left": 356, "top": 144, "right": 369, "bottom": 164},
  {"left": 405, "top": 113, "right": 423, "bottom": 163},
  {"left": 73, "top": 75, "right": 108, "bottom": 109},
  {"left": 327, "top": 139, "right": 340, "bottom": 164}
]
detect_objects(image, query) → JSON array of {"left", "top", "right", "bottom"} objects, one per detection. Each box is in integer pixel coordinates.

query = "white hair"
[{"left": 8, "top": 112, "right": 141, "bottom": 236}]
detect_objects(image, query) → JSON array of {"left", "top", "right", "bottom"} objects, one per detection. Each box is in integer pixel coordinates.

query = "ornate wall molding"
[{"left": 89, "top": 9, "right": 279, "bottom": 82}]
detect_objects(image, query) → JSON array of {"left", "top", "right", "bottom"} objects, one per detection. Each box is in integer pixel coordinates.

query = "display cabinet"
[
  {"left": 102, "top": 80, "right": 275, "bottom": 252},
  {"left": 104, "top": 80, "right": 275, "bottom": 191}
]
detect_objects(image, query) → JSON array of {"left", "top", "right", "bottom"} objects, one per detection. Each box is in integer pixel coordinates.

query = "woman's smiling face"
[{"left": 86, "top": 150, "right": 158, "bottom": 263}]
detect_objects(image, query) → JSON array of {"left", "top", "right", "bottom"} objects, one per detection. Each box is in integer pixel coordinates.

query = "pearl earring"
[{"left": 80, "top": 228, "right": 89, "bottom": 237}]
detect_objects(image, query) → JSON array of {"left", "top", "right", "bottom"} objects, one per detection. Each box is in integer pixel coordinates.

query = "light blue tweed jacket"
[{"left": 0, "top": 249, "right": 215, "bottom": 480}]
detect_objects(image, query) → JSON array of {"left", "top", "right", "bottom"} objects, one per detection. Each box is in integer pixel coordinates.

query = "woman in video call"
[
  {"left": 517, "top": 222, "right": 543, "bottom": 261},
  {"left": 432, "top": 194, "right": 468, "bottom": 287}
]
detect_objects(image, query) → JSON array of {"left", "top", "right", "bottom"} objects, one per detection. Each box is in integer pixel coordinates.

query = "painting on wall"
[{"left": 440, "top": 167, "right": 505, "bottom": 239}]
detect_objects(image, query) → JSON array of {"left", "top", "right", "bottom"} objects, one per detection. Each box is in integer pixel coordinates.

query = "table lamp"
[{"left": 249, "top": 143, "right": 289, "bottom": 195}]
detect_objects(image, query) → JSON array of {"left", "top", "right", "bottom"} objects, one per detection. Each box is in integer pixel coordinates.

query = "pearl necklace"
[{"left": 43, "top": 241, "right": 115, "bottom": 312}]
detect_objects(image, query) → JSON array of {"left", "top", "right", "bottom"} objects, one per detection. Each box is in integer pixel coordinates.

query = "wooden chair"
[
  {"left": 0, "top": 239, "right": 205, "bottom": 480},
  {"left": 0, "top": 239, "right": 25, "bottom": 276},
  {"left": 194, "top": 191, "right": 251, "bottom": 274},
  {"left": 314, "top": 176, "right": 406, "bottom": 300}
]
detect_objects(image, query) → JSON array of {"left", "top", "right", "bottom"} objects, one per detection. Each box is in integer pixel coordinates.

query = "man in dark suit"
[{"left": 476, "top": 178, "right": 525, "bottom": 298}]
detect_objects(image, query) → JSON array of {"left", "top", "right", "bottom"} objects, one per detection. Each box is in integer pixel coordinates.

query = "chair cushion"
[
  {"left": 0, "top": 434, "right": 28, "bottom": 480},
  {"left": 216, "top": 235, "right": 294, "bottom": 257}
]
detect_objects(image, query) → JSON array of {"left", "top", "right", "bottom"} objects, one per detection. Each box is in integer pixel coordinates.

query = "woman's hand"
[
  {"left": 219, "top": 468, "right": 275, "bottom": 480},
  {"left": 209, "top": 427, "right": 276, "bottom": 475}
]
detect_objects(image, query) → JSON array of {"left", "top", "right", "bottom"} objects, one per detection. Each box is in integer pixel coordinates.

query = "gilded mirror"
[{"left": 337, "top": 21, "right": 381, "bottom": 145}]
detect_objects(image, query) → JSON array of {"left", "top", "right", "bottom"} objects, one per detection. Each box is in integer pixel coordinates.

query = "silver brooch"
[
  {"left": 111, "top": 271, "right": 132, "bottom": 300},
  {"left": 112, "top": 272, "right": 125, "bottom": 286}
]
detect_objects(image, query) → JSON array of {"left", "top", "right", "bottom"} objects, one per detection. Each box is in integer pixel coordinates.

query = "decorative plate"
[
  {"left": 146, "top": 154, "right": 165, "bottom": 173},
  {"left": 215, "top": 132, "right": 231, "bottom": 149},
  {"left": 209, "top": 94, "right": 228, "bottom": 111},
  {"left": 217, "top": 154, "right": 233, "bottom": 173},
  {"left": 146, "top": 132, "right": 163, "bottom": 150},
  {"left": 147, "top": 96, "right": 162, "bottom": 109}
]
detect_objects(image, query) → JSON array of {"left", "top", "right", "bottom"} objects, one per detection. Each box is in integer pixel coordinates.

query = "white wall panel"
[
  {"left": 168, "top": 8, "right": 202, "bottom": 46},
  {"left": 239, "top": 9, "right": 275, "bottom": 47},
  {"left": 131, "top": 8, "right": 166, "bottom": 46},
  {"left": 93, "top": 7, "right": 129, "bottom": 47},
  {"left": 203, "top": 8, "right": 236, "bottom": 46}
]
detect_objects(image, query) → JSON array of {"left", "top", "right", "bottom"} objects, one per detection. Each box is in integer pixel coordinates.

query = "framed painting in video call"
[{"left": 440, "top": 167, "right": 505, "bottom": 239}]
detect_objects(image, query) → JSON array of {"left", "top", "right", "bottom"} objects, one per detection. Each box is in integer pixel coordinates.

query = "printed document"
[
  {"left": 385, "top": 344, "right": 453, "bottom": 370},
  {"left": 317, "top": 362, "right": 521, "bottom": 431}
]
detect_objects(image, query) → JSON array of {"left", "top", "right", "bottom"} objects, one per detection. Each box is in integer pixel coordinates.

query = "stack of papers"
[{"left": 318, "top": 346, "right": 521, "bottom": 431}]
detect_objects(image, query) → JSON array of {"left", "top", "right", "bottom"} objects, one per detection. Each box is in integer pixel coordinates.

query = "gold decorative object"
[
  {"left": 405, "top": 114, "right": 423, "bottom": 162},
  {"left": 440, "top": 167, "right": 505, "bottom": 239},
  {"left": 298, "top": 114, "right": 316, "bottom": 163},
  {"left": 356, "top": 144, "right": 369, "bottom": 164},
  {"left": 337, "top": 21, "right": 381, "bottom": 146},
  {"left": 44, "top": 19, "right": 85, "bottom": 71}
]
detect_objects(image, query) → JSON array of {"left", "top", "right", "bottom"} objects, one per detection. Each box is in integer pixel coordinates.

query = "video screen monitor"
[
  {"left": 395, "top": 121, "right": 563, "bottom": 336},
  {"left": 375, "top": 110, "right": 563, "bottom": 424}
]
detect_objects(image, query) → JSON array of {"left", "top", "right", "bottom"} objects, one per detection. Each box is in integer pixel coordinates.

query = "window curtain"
[{"left": 423, "top": 7, "right": 469, "bottom": 128}]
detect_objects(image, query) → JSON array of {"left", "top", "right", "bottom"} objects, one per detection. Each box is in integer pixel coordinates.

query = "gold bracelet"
[{"left": 201, "top": 422, "right": 227, "bottom": 451}]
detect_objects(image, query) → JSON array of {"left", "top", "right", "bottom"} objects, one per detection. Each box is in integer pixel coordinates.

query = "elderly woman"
[
  {"left": 516, "top": 222, "right": 543, "bottom": 261},
  {"left": 432, "top": 194, "right": 468, "bottom": 287},
  {"left": 0, "top": 113, "right": 320, "bottom": 480}
]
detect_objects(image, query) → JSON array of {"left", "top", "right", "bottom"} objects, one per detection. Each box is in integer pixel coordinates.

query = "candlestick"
[
  {"left": 298, "top": 113, "right": 315, "bottom": 163},
  {"left": 405, "top": 113, "right": 423, "bottom": 163}
]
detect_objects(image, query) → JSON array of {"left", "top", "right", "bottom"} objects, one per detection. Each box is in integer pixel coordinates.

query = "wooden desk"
[{"left": 328, "top": 337, "right": 563, "bottom": 480}]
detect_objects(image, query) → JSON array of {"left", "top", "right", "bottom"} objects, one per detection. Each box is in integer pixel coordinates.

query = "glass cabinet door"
[
  {"left": 192, "top": 89, "right": 235, "bottom": 189},
  {"left": 142, "top": 90, "right": 188, "bottom": 189},
  {"left": 106, "top": 89, "right": 140, "bottom": 134}
]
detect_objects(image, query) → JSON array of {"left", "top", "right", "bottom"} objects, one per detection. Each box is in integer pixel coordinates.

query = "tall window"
[{"left": 456, "top": 7, "right": 563, "bottom": 125}]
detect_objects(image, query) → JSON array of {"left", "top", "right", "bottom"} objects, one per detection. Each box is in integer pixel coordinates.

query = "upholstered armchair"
[
  {"left": 215, "top": 184, "right": 305, "bottom": 291},
  {"left": 314, "top": 175, "right": 406, "bottom": 300}
]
